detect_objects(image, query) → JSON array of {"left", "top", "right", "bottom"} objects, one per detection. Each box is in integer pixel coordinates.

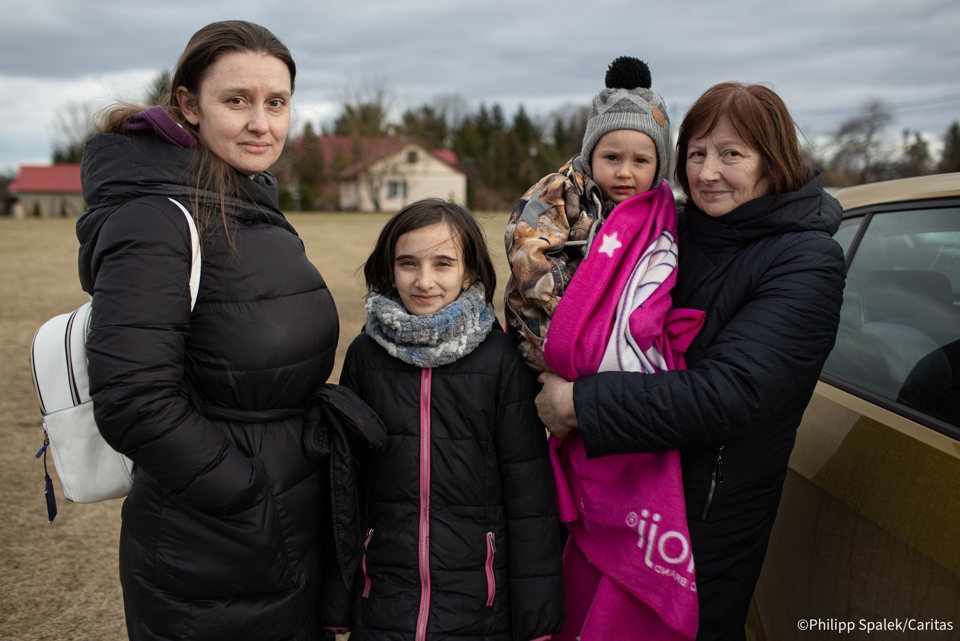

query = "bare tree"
[
  {"left": 329, "top": 79, "right": 399, "bottom": 211},
  {"left": 51, "top": 101, "right": 99, "bottom": 163},
  {"left": 50, "top": 71, "right": 171, "bottom": 164},
  {"left": 827, "top": 99, "right": 894, "bottom": 185},
  {"left": 333, "top": 79, "right": 394, "bottom": 137},
  {"left": 145, "top": 71, "right": 171, "bottom": 106},
  {"left": 425, "top": 93, "right": 472, "bottom": 148}
]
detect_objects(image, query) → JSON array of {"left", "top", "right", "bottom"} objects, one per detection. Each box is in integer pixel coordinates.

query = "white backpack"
[{"left": 29, "top": 198, "right": 201, "bottom": 521}]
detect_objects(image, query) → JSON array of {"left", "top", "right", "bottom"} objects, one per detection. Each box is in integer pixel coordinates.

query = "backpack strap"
[{"left": 166, "top": 198, "right": 201, "bottom": 309}]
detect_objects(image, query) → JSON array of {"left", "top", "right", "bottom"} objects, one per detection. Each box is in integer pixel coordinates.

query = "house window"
[
  {"left": 388, "top": 181, "right": 407, "bottom": 199},
  {"left": 407, "top": 150, "right": 419, "bottom": 164}
]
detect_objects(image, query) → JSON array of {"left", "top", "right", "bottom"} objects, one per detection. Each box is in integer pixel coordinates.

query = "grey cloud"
[{"left": 2, "top": 0, "right": 959, "bottom": 172}]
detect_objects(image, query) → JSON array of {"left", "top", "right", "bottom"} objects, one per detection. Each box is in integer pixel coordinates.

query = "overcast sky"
[{"left": 2, "top": 0, "right": 959, "bottom": 174}]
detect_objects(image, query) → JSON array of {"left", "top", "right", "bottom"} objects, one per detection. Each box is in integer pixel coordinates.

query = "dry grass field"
[{"left": 0, "top": 211, "right": 511, "bottom": 641}]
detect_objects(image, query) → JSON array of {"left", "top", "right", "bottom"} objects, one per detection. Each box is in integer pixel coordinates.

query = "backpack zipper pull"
[
  {"left": 44, "top": 471, "right": 58, "bottom": 524},
  {"left": 38, "top": 436, "right": 58, "bottom": 523}
]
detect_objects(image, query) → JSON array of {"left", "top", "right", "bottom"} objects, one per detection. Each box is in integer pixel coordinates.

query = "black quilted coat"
[
  {"left": 77, "top": 130, "right": 341, "bottom": 641},
  {"left": 573, "top": 173, "right": 846, "bottom": 641},
  {"left": 339, "top": 328, "right": 564, "bottom": 641}
]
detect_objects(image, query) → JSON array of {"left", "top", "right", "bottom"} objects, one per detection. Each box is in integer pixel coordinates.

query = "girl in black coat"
[
  {"left": 339, "top": 199, "right": 564, "bottom": 641},
  {"left": 78, "top": 21, "right": 342, "bottom": 641},
  {"left": 535, "top": 83, "right": 847, "bottom": 641}
]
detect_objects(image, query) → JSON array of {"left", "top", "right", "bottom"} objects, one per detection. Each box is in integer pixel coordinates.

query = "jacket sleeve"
[
  {"left": 85, "top": 198, "right": 265, "bottom": 514},
  {"left": 338, "top": 339, "right": 361, "bottom": 392},
  {"left": 503, "top": 170, "right": 588, "bottom": 372},
  {"left": 494, "top": 342, "right": 565, "bottom": 639},
  {"left": 576, "top": 232, "right": 846, "bottom": 456}
]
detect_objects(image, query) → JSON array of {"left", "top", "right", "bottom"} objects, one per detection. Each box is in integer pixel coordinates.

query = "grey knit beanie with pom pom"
[{"left": 579, "top": 56, "right": 671, "bottom": 188}]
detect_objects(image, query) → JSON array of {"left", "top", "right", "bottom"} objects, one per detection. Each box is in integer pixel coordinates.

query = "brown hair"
[
  {"left": 675, "top": 82, "right": 807, "bottom": 199},
  {"left": 363, "top": 198, "right": 497, "bottom": 304},
  {"left": 97, "top": 20, "right": 295, "bottom": 235}
]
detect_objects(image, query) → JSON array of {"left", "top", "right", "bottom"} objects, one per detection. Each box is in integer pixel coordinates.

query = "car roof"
[{"left": 831, "top": 172, "right": 960, "bottom": 211}]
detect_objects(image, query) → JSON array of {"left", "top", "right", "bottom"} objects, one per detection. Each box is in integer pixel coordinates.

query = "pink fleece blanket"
[{"left": 543, "top": 182, "right": 704, "bottom": 641}]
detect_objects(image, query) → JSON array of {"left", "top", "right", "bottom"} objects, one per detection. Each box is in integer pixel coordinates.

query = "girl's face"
[
  {"left": 393, "top": 222, "right": 471, "bottom": 316},
  {"left": 685, "top": 117, "right": 769, "bottom": 217},
  {"left": 177, "top": 51, "right": 291, "bottom": 178},
  {"left": 590, "top": 129, "right": 658, "bottom": 204}
]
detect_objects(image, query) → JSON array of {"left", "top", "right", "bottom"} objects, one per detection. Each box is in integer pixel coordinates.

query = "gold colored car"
[{"left": 747, "top": 173, "right": 960, "bottom": 639}]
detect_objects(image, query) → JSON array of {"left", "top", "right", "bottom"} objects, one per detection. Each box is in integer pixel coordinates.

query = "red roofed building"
[
  {"left": 291, "top": 136, "right": 467, "bottom": 212},
  {"left": 9, "top": 164, "right": 84, "bottom": 218}
]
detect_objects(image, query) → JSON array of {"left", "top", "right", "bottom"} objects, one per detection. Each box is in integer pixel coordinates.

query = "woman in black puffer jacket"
[
  {"left": 535, "top": 82, "right": 847, "bottom": 641},
  {"left": 77, "top": 21, "right": 342, "bottom": 641}
]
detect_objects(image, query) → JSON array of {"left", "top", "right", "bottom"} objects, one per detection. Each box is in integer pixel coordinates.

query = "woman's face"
[
  {"left": 685, "top": 118, "right": 768, "bottom": 217},
  {"left": 177, "top": 51, "right": 291, "bottom": 177}
]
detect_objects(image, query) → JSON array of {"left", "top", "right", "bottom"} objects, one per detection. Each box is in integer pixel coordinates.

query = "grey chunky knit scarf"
[{"left": 364, "top": 284, "right": 496, "bottom": 368}]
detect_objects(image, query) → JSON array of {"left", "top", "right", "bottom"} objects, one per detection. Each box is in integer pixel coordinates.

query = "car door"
[{"left": 747, "top": 193, "right": 960, "bottom": 640}]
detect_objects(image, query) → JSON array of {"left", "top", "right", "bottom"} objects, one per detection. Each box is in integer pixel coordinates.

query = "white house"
[
  {"left": 338, "top": 142, "right": 466, "bottom": 212},
  {"left": 316, "top": 137, "right": 467, "bottom": 212}
]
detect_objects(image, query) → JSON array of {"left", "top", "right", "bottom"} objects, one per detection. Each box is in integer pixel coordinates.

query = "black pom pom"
[{"left": 605, "top": 56, "right": 651, "bottom": 90}]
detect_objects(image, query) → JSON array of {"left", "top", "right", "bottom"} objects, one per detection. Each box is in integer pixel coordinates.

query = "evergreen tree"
[
  {"left": 296, "top": 122, "right": 331, "bottom": 210},
  {"left": 899, "top": 129, "right": 932, "bottom": 177},
  {"left": 401, "top": 105, "right": 448, "bottom": 148},
  {"left": 334, "top": 102, "right": 391, "bottom": 137},
  {"left": 938, "top": 121, "right": 960, "bottom": 173}
]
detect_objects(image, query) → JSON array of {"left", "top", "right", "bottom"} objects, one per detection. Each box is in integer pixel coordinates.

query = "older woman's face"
[
  {"left": 685, "top": 118, "right": 768, "bottom": 217},
  {"left": 177, "top": 51, "right": 291, "bottom": 177}
]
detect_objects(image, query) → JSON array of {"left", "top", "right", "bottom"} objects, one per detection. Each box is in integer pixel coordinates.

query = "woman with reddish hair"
[{"left": 536, "top": 81, "right": 846, "bottom": 640}]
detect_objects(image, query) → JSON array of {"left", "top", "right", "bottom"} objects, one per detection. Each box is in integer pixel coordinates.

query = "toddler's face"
[
  {"left": 590, "top": 130, "right": 658, "bottom": 204},
  {"left": 393, "top": 222, "right": 471, "bottom": 316}
]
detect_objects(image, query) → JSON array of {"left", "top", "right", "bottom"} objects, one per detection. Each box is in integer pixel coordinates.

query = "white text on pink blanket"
[{"left": 626, "top": 509, "right": 697, "bottom": 591}]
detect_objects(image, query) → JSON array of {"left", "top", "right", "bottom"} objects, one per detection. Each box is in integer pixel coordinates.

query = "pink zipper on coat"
[
  {"left": 415, "top": 368, "right": 433, "bottom": 641},
  {"left": 361, "top": 528, "right": 374, "bottom": 598},
  {"left": 484, "top": 531, "right": 497, "bottom": 606}
]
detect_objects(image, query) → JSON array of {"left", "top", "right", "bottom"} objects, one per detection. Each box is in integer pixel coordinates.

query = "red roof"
[
  {"left": 10, "top": 164, "right": 82, "bottom": 194},
  {"left": 429, "top": 149, "right": 460, "bottom": 169},
  {"left": 294, "top": 136, "right": 463, "bottom": 178}
]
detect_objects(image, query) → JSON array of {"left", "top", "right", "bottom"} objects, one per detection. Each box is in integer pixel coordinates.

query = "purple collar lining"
[{"left": 121, "top": 106, "right": 197, "bottom": 148}]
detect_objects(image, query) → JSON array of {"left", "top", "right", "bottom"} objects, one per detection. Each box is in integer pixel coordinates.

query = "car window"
[
  {"left": 831, "top": 217, "right": 862, "bottom": 256},
  {"left": 822, "top": 206, "right": 960, "bottom": 427}
]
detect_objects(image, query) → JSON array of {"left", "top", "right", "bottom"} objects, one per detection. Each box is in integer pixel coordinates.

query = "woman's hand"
[{"left": 536, "top": 372, "right": 578, "bottom": 440}]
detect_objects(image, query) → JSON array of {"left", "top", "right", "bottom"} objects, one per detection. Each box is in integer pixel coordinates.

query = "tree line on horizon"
[
  {"left": 281, "top": 92, "right": 960, "bottom": 211},
  {"left": 32, "top": 78, "right": 960, "bottom": 212}
]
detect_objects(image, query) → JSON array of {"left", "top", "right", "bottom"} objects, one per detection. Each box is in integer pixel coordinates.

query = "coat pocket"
[{"left": 152, "top": 483, "right": 296, "bottom": 599}]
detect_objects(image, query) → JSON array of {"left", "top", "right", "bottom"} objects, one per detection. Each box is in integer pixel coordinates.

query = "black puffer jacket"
[
  {"left": 78, "top": 130, "right": 340, "bottom": 641},
  {"left": 574, "top": 173, "right": 846, "bottom": 641},
  {"left": 339, "top": 328, "right": 564, "bottom": 641}
]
